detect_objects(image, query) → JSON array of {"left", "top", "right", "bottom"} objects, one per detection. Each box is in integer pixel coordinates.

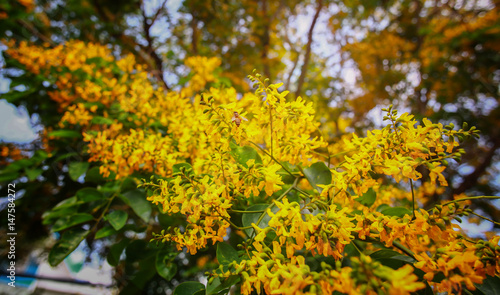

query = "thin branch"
[
  {"left": 141, "top": 0, "right": 170, "bottom": 90},
  {"left": 260, "top": 0, "right": 271, "bottom": 78},
  {"left": 469, "top": 211, "right": 500, "bottom": 226},
  {"left": 151, "top": 0, "right": 168, "bottom": 24},
  {"left": 16, "top": 19, "right": 55, "bottom": 47},
  {"left": 428, "top": 196, "right": 500, "bottom": 210},
  {"left": 295, "top": 0, "right": 323, "bottom": 98},
  {"left": 248, "top": 141, "right": 294, "bottom": 178}
]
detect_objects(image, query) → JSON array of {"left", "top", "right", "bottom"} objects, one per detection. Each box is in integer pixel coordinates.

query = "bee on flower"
[{"left": 231, "top": 111, "right": 248, "bottom": 127}]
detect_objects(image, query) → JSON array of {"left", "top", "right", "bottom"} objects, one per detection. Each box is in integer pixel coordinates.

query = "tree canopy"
[{"left": 1, "top": 0, "right": 499, "bottom": 294}]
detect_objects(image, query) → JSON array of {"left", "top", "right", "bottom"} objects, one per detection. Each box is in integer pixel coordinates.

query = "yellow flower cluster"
[
  {"left": 252, "top": 199, "right": 357, "bottom": 260},
  {"left": 148, "top": 172, "right": 232, "bottom": 254},
  {"left": 249, "top": 76, "right": 328, "bottom": 166},
  {"left": 84, "top": 128, "right": 181, "bottom": 179},
  {"left": 319, "top": 107, "right": 470, "bottom": 209},
  {"left": 6, "top": 40, "right": 498, "bottom": 295},
  {"left": 227, "top": 249, "right": 425, "bottom": 295},
  {"left": 182, "top": 56, "right": 222, "bottom": 97}
]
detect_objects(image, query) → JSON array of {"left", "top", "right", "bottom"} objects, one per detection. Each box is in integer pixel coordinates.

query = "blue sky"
[{"left": 0, "top": 64, "right": 37, "bottom": 143}]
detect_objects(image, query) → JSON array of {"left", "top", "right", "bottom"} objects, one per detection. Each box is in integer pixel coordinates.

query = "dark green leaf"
[
  {"left": 25, "top": 168, "right": 43, "bottom": 181},
  {"left": 376, "top": 204, "right": 390, "bottom": 212},
  {"left": 355, "top": 188, "right": 376, "bottom": 207},
  {"left": 85, "top": 166, "right": 111, "bottom": 184},
  {"left": 207, "top": 275, "right": 241, "bottom": 295},
  {"left": 53, "top": 152, "right": 79, "bottom": 163},
  {"left": 107, "top": 238, "right": 129, "bottom": 266},
  {"left": 156, "top": 252, "right": 177, "bottom": 281},
  {"left": 31, "top": 150, "right": 49, "bottom": 162},
  {"left": 217, "top": 242, "right": 241, "bottom": 267},
  {"left": 121, "top": 177, "right": 139, "bottom": 192},
  {"left": 370, "top": 249, "right": 401, "bottom": 260},
  {"left": 107, "top": 211, "right": 128, "bottom": 230},
  {"left": 230, "top": 143, "right": 262, "bottom": 167},
  {"left": 52, "top": 213, "right": 94, "bottom": 232},
  {"left": 51, "top": 196, "right": 80, "bottom": 210},
  {"left": 48, "top": 130, "right": 82, "bottom": 139},
  {"left": 48, "top": 228, "right": 89, "bottom": 266},
  {"left": 3, "top": 159, "right": 31, "bottom": 173},
  {"left": 42, "top": 202, "right": 82, "bottom": 225},
  {"left": 68, "top": 162, "right": 90, "bottom": 181},
  {"left": 76, "top": 187, "right": 103, "bottom": 202},
  {"left": 241, "top": 204, "right": 278, "bottom": 237},
  {"left": 130, "top": 261, "right": 157, "bottom": 289},
  {"left": 380, "top": 207, "right": 412, "bottom": 217},
  {"left": 120, "top": 190, "right": 151, "bottom": 222},
  {"left": 173, "top": 281, "right": 205, "bottom": 295},
  {"left": 173, "top": 163, "right": 193, "bottom": 174},
  {"left": 95, "top": 225, "right": 117, "bottom": 239},
  {"left": 475, "top": 275, "right": 500, "bottom": 295},
  {"left": 344, "top": 242, "right": 362, "bottom": 257},
  {"left": 1, "top": 87, "right": 38, "bottom": 103},
  {"left": 91, "top": 116, "right": 114, "bottom": 125},
  {"left": 0, "top": 171, "right": 20, "bottom": 182},
  {"left": 303, "top": 162, "right": 332, "bottom": 193},
  {"left": 126, "top": 240, "right": 153, "bottom": 261}
]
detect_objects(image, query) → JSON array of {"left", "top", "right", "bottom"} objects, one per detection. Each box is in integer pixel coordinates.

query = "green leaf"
[
  {"left": 241, "top": 204, "right": 279, "bottom": 237},
  {"left": 156, "top": 252, "right": 177, "bottom": 280},
  {"left": 217, "top": 242, "right": 241, "bottom": 267},
  {"left": 85, "top": 166, "right": 111, "bottom": 183},
  {"left": 121, "top": 177, "right": 139, "bottom": 192},
  {"left": 207, "top": 276, "right": 241, "bottom": 295},
  {"left": 48, "top": 130, "right": 82, "bottom": 139},
  {"left": 68, "top": 162, "right": 90, "bottom": 181},
  {"left": 0, "top": 171, "right": 20, "bottom": 182},
  {"left": 173, "top": 163, "right": 193, "bottom": 174},
  {"left": 107, "top": 238, "right": 129, "bottom": 266},
  {"left": 3, "top": 159, "right": 32, "bottom": 173},
  {"left": 25, "top": 168, "right": 43, "bottom": 181},
  {"left": 126, "top": 240, "right": 153, "bottom": 261},
  {"left": 53, "top": 152, "right": 79, "bottom": 163},
  {"left": 173, "top": 281, "right": 205, "bottom": 295},
  {"left": 230, "top": 143, "right": 262, "bottom": 167},
  {"left": 91, "top": 116, "right": 114, "bottom": 125},
  {"left": 475, "top": 275, "right": 500, "bottom": 295},
  {"left": 380, "top": 207, "right": 412, "bottom": 217},
  {"left": 130, "top": 258, "right": 157, "bottom": 289},
  {"left": 52, "top": 213, "right": 94, "bottom": 232},
  {"left": 32, "top": 150, "right": 49, "bottom": 162},
  {"left": 1, "top": 87, "right": 38, "bottom": 103},
  {"left": 120, "top": 189, "right": 151, "bottom": 222},
  {"left": 76, "top": 187, "right": 103, "bottom": 202},
  {"left": 51, "top": 196, "right": 80, "bottom": 210},
  {"left": 376, "top": 204, "right": 390, "bottom": 212},
  {"left": 48, "top": 228, "right": 89, "bottom": 266},
  {"left": 95, "top": 225, "right": 117, "bottom": 239},
  {"left": 107, "top": 211, "right": 128, "bottom": 230},
  {"left": 370, "top": 249, "right": 402, "bottom": 260},
  {"left": 43, "top": 207, "right": 80, "bottom": 225},
  {"left": 303, "top": 162, "right": 332, "bottom": 193},
  {"left": 355, "top": 188, "right": 376, "bottom": 207}
]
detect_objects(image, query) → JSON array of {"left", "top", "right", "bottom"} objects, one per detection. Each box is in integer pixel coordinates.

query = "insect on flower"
[{"left": 231, "top": 111, "right": 248, "bottom": 127}]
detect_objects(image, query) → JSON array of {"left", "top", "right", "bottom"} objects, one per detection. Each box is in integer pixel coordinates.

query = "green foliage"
[{"left": 303, "top": 162, "right": 332, "bottom": 193}]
